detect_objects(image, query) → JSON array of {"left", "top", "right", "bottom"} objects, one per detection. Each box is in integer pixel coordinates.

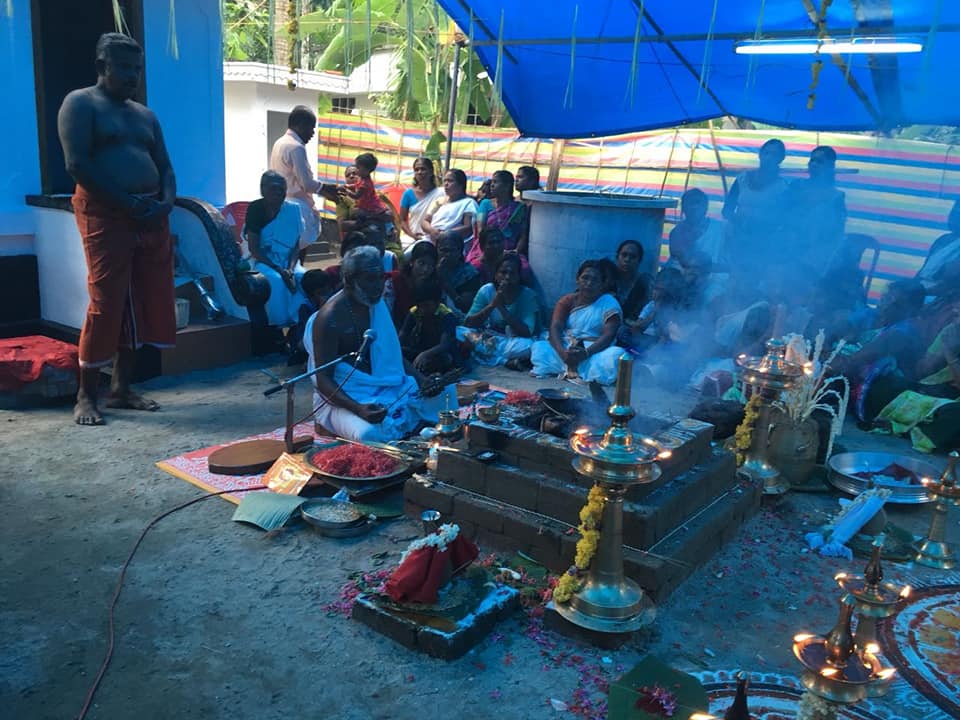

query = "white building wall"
[
  {"left": 0, "top": 4, "right": 41, "bottom": 254},
  {"left": 33, "top": 209, "right": 89, "bottom": 328},
  {"left": 223, "top": 82, "right": 264, "bottom": 204},
  {"left": 222, "top": 81, "right": 323, "bottom": 205}
]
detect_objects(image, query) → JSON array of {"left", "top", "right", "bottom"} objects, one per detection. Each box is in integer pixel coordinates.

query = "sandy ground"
[{"left": 1, "top": 357, "right": 956, "bottom": 720}]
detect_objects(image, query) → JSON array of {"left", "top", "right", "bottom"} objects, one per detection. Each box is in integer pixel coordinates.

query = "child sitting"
[
  {"left": 289, "top": 269, "right": 336, "bottom": 365},
  {"left": 398, "top": 280, "right": 459, "bottom": 375},
  {"left": 345, "top": 153, "right": 390, "bottom": 222}
]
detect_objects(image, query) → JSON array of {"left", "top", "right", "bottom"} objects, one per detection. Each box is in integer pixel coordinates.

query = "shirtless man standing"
[
  {"left": 58, "top": 33, "right": 177, "bottom": 425},
  {"left": 305, "top": 246, "right": 455, "bottom": 442}
]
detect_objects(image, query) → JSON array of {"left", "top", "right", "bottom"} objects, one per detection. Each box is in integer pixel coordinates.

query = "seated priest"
[{"left": 305, "top": 246, "right": 456, "bottom": 441}]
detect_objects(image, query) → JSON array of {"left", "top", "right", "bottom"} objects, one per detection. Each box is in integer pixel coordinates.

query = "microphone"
[{"left": 357, "top": 328, "right": 376, "bottom": 360}]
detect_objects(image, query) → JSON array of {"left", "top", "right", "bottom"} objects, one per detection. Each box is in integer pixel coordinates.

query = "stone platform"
[
  {"left": 404, "top": 415, "right": 762, "bottom": 603},
  {"left": 351, "top": 570, "right": 519, "bottom": 660}
]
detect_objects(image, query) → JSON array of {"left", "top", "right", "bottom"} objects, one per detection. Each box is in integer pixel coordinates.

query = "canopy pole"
[
  {"left": 452, "top": 0, "right": 517, "bottom": 63},
  {"left": 445, "top": 39, "right": 465, "bottom": 173},
  {"left": 707, "top": 119, "right": 728, "bottom": 196},
  {"left": 547, "top": 139, "right": 566, "bottom": 191}
]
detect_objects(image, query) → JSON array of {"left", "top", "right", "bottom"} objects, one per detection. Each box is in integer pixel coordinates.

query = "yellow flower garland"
[
  {"left": 554, "top": 485, "right": 606, "bottom": 604},
  {"left": 734, "top": 393, "right": 762, "bottom": 466}
]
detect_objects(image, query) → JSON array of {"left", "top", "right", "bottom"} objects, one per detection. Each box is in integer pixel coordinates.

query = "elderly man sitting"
[{"left": 305, "top": 246, "right": 456, "bottom": 441}]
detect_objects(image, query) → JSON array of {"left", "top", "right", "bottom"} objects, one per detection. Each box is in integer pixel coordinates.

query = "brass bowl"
[{"left": 476, "top": 404, "right": 501, "bottom": 423}]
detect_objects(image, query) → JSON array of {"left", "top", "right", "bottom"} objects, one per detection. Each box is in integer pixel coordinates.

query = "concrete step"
[
  {"left": 405, "top": 472, "right": 761, "bottom": 603},
  {"left": 304, "top": 240, "right": 333, "bottom": 262},
  {"left": 463, "top": 416, "right": 715, "bottom": 493},
  {"left": 435, "top": 444, "right": 736, "bottom": 550},
  {"left": 131, "top": 316, "right": 251, "bottom": 380}
]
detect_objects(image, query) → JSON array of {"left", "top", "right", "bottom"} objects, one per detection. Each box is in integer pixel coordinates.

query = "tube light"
[{"left": 735, "top": 36, "right": 923, "bottom": 55}]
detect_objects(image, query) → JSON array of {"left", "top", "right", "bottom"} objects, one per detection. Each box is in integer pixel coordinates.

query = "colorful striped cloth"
[{"left": 315, "top": 114, "right": 960, "bottom": 301}]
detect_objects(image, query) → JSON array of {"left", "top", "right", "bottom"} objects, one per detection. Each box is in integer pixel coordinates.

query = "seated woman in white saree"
[
  {"left": 305, "top": 246, "right": 456, "bottom": 442},
  {"left": 398, "top": 157, "right": 445, "bottom": 250},
  {"left": 420, "top": 169, "right": 478, "bottom": 247},
  {"left": 530, "top": 261, "right": 624, "bottom": 385},
  {"left": 457, "top": 253, "right": 538, "bottom": 368},
  {"left": 242, "top": 171, "right": 307, "bottom": 327}
]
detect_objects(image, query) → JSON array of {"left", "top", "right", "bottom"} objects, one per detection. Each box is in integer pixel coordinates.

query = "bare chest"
[{"left": 90, "top": 102, "right": 155, "bottom": 152}]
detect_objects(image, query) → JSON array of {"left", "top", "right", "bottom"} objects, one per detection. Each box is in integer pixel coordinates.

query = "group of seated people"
[{"left": 243, "top": 142, "right": 960, "bottom": 452}]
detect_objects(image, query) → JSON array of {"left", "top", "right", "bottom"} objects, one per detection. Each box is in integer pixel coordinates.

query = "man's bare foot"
[
  {"left": 74, "top": 396, "right": 105, "bottom": 425},
  {"left": 105, "top": 390, "right": 160, "bottom": 411}
]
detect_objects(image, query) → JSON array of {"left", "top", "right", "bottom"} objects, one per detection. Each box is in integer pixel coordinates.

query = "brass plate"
[{"left": 827, "top": 452, "right": 937, "bottom": 504}]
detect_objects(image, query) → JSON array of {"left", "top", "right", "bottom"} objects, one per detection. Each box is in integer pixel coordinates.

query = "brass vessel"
[{"left": 736, "top": 338, "right": 806, "bottom": 495}]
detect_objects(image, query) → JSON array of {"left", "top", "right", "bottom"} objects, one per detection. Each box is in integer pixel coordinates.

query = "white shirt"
[{"left": 269, "top": 129, "right": 321, "bottom": 209}]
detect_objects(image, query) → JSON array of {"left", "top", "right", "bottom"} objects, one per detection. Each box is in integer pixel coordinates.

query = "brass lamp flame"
[
  {"left": 914, "top": 451, "right": 960, "bottom": 570},
  {"left": 792, "top": 597, "right": 890, "bottom": 704}
]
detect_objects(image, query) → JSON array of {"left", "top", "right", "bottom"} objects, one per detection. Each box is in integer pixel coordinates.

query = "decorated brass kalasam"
[{"left": 736, "top": 338, "right": 806, "bottom": 495}]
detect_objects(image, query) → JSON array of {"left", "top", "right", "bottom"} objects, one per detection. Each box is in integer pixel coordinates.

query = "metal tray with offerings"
[
  {"left": 303, "top": 439, "right": 414, "bottom": 484},
  {"left": 827, "top": 452, "right": 939, "bottom": 504},
  {"left": 300, "top": 498, "right": 373, "bottom": 537}
]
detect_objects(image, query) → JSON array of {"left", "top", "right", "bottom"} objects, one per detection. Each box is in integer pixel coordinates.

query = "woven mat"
[
  {"left": 155, "top": 421, "right": 319, "bottom": 504},
  {"left": 878, "top": 583, "right": 960, "bottom": 718},
  {"left": 694, "top": 669, "right": 945, "bottom": 720}
]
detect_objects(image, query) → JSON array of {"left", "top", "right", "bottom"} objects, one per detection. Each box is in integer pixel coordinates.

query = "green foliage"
[
  {"left": 299, "top": 0, "right": 497, "bottom": 126},
  {"left": 223, "top": 0, "right": 271, "bottom": 62}
]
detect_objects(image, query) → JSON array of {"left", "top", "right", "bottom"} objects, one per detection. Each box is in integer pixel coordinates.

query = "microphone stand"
[
  {"left": 207, "top": 333, "right": 374, "bottom": 475},
  {"left": 263, "top": 348, "right": 363, "bottom": 453}
]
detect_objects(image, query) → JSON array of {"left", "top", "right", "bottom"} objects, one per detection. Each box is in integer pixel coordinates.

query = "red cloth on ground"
[
  {"left": 384, "top": 533, "right": 479, "bottom": 604},
  {"left": 0, "top": 336, "right": 78, "bottom": 392},
  {"left": 72, "top": 185, "right": 176, "bottom": 367}
]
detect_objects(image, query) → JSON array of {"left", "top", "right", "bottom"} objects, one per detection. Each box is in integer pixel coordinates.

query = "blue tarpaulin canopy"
[{"left": 435, "top": 0, "right": 960, "bottom": 138}]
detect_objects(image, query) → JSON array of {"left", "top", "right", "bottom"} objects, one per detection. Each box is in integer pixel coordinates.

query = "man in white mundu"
[{"left": 306, "top": 246, "right": 456, "bottom": 441}]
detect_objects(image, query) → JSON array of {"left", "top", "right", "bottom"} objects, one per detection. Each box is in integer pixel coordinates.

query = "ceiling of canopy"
[{"left": 435, "top": 0, "right": 959, "bottom": 138}]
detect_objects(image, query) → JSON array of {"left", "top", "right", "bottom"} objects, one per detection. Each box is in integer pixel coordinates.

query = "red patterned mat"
[
  {"left": 878, "top": 584, "right": 960, "bottom": 718},
  {"left": 695, "top": 670, "right": 908, "bottom": 720},
  {"left": 153, "top": 385, "right": 507, "bottom": 504},
  {"left": 155, "top": 421, "right": 318, "bottom": 504}
]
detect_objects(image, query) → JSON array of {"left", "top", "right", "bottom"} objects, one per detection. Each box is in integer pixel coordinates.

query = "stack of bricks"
[{"left": 404, "top": 416, "right": 761, "bottom": 603}]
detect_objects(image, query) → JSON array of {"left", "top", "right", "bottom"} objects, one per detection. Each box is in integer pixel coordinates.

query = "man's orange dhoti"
[{"left": 72, "top": 186, "right": 176, "bottom": 368}]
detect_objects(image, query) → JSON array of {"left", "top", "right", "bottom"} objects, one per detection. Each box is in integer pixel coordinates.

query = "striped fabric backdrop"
[{"left": 315, "top": 114, "right": 960, "bottom": 301}]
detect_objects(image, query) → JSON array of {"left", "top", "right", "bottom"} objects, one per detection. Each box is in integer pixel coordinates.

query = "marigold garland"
[
  {"left": 553, "top": 484, "right": 605, "bottom": 604},
  {"left": 734, "top": 393, "right": 762, "bottom": 466}
]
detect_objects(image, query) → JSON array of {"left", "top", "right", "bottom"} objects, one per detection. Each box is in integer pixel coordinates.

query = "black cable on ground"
[{"left": 77, "top": 485, "right": 267, "bottom": 720}]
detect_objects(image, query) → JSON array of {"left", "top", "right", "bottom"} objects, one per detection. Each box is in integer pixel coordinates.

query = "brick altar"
[{"left": 405, "top": 413, "right": 761, "bottom": 603}]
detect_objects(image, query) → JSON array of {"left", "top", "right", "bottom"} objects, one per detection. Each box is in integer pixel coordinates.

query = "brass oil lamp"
[
  {"left": 835, "top": 539, "right": 910, "bottom": 697},
  {"left": 554, "top": 353, "right": 671, "bottom": 633},
  {"left": 793, "top": 596, "right": 896, "bottom": 714},
  {"left": 736, "top": 338, "right": 806, "bottom": 495},
  {"left": 914, "top": 451, "right": 960, "bottom": 569}
]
